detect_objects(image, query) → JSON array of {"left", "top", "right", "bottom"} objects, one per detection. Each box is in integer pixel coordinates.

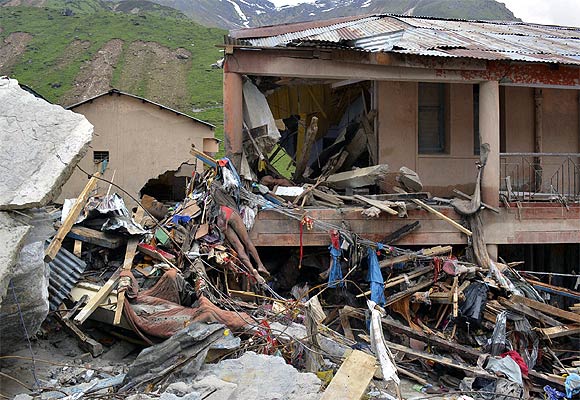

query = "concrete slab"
[{"left": 0, "top": 77, "right": 93, "bottom": 210}]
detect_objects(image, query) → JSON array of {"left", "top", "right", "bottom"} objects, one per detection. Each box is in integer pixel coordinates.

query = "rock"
[
  {"left": 397, "top": 166, "right": 423, "bottom": 193},
  {"left": 0, "top": 241, "right": 49, "bottom": 351},
  {"left": 0, "top": 77, "right": 93, "bottom": 210},
  {"left": 13, "top": 394, "right": 34, "bottom": 400},
  {"left": 194, "top": 351, "right": 322, "bottom": 400},
  {"left": 0, "top": 212, "right": 31, "bottom": 307}
]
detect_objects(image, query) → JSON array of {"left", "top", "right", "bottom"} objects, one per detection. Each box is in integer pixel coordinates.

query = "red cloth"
[{"left": 501, "top": 350, "right": 529, "bottom": 376}]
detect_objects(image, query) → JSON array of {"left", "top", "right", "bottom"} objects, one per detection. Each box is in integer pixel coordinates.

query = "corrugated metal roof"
[
  {"left": 46, "top": 241, "right": 87, "bottom": 311},
  {"left": 229, "top": 14, "right": 580, "bottom": 66}
]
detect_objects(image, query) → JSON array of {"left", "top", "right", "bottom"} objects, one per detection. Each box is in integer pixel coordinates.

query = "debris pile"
[{"left": 2, "top": 140, "right": 575, "bottom": 400}]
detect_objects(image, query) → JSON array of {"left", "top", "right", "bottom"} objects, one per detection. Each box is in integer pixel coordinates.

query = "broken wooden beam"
[
  {"left": 320, "top": 350, "right": 377, "bottom": 400},
  {"left": 510, "top": 295, "right": 580, "bottom": 324},
  {"left": 74, "top": 266, "right": 122, "bottom": 324},
  {"left": 67, "top": 226, "right": 125, "bottom": 249},
  {"left": 379, "top": 246, "right": 452, "bottom": 268},
  {"left": 353, "top": 194, "right": 398, "bottom": 216},
  {"left": 357, "top": 266, "right": 434, "bottom": 298},
  {"left": 384, "top": 339, "right": 492, "bottom": 378},
  {"left": 382, "top": 221, "right": 421, "bottom": 244},
  {"left": 56, "top": 306, "right": 103, "bottom": 357},
  {"left": 498, "top": 297, "right": 561, "bottom": 327},
  {"left": 45, "top": 172, "right": 101, "bottom": 262},
  {"left": 538, "top": 324, "right": 580, "bottom": 339},
  {"left": 293, "top": 116, "right": 318, "bottom": 181}
]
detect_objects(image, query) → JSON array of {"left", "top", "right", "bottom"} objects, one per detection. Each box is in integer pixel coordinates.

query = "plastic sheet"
[
  {"left": 328, "top": 246, "right": 344, "bottom": 288},
  {"left": 489, "top": 310, "right": 508, "bottom": 356},
  {"left": 366, "top": 247, "right": 386, "bottom": 306},
  {"left": 458, "top": 281, "right": 488, "bottom": 327},
  {"left": 566, "top": 373, "right": 580, "bottom": 398}
]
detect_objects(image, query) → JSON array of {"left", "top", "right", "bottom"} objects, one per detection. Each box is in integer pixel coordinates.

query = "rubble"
[{"left": 2, "top": 72, "right": 579, "bottom": 400}]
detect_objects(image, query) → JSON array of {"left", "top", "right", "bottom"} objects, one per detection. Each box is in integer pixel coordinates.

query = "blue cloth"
[
  {"left": 565, "top": 373, "right": 580, "bottom": 398},
  {"left": 544, "top": 385, "right": 566, "bottom": 400},
  {"left": 171, "top": 215, "right": 192, "bottom": 225},
  {"left": 328, "top": 246, "right": 344, "bottom": 288},
  {"left": 366, "top": 247, "right": 386, "bottom": 305}
]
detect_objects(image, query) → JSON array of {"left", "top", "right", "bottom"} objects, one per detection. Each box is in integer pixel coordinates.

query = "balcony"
[{"left": 500, "top": 153, "right": 580, "bottom": 203}]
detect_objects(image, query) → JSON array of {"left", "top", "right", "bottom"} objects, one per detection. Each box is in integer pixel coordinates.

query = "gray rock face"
[
  {"left": 194, "top": 351, "right": 322, "bottom": 400},
  {"left": 0, "top": 77, "right": 93, "bottom": 210},
  {"left": 0, "top": 212, "right": 31, "bottom": 304},
  {"left": 0, "top": 241, "right": 49, "bottom": 352}
]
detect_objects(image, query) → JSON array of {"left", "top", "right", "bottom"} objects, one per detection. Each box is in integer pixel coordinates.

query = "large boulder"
[{"left": 0, "top": 77, "right": 93, "bottom": 210}]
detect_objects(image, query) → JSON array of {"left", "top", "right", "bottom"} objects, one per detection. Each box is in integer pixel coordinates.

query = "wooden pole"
[{"left": 45, "top": 172, "right": 101, "bottom": 262}]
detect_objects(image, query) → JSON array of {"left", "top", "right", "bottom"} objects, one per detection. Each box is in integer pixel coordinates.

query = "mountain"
[
  {"left": 121, "top": 0, "right": 519, "bottom": 29},
  {"left": 0, "top": 2, "right": 226, "bottom": 135}
]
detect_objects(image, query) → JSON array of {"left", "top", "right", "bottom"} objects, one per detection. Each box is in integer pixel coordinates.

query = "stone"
[
  {"left": 0, "top": 77, "right": 93, "bottom": 210},
  {"left": 0, "top": 212, "right": 31, "bottom": 305},
  {"left": 397, "top": 166, "right": 423, "bottom": 193},
  {"left": 194, "top": 351, "right": 322, "bottom": 400},
  {"left": 0, "top": 241, "right": 49, "bottom": 352}
]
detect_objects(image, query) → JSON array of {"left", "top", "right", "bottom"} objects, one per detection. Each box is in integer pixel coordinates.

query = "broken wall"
[{"left": 58, "top": 94, "right": 216, "bottom": 208}]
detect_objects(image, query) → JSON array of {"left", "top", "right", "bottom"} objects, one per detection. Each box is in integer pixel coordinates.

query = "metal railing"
[{"left": 500, "top": 153, "right": 580, "bottom": 202}]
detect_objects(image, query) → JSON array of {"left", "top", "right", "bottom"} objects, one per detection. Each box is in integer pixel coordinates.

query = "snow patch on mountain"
[{"left": 227, "top": 0, "right": 250, "bottom": 27}]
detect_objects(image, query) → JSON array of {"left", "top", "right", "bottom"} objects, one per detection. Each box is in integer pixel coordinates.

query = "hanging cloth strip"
[
  {"left": 367, "top": 245, "right": 386, "bottom": 306},
  {"left": 328, "top": 230, "right": 344, "bottom": 288}
]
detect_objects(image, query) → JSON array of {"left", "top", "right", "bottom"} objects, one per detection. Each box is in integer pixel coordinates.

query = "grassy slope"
[{"left": 0, "top": 5, "right": 225, "bottom": 141}]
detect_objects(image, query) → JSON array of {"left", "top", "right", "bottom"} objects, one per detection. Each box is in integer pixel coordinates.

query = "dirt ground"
[
  {"left": 0, "top": 32, "right": 33, "bottom": 73},
  {"left": 0, "top": 319, "right": 454, "bottom": 400},
  {"left": 0, "top": 320, "right": 138, "bottom": 399},
  {"left": 61, "top": 39, "right": 124, "bottom": 106}
]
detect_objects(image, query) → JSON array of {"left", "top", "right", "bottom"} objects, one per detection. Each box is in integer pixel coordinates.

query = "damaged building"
[
  {"left": 60, "top": 89, "right": 218, "bottom": 207},
  {"left": 222, "top": 15, "right": 580, "bottom": 262}
]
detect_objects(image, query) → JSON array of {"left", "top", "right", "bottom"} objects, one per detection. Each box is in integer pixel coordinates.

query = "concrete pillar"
[
  {"left": 479, "top": 81, "right": 500, "bottom": 208},
  {"left": 223, "top": 68, "right": 243, "bottom": 169}
]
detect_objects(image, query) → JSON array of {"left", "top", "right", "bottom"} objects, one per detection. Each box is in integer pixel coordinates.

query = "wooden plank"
[
  {"left": 538, "top": 324, "right": 580, "bottom": 339},
  {"left": 353, "top": 195, "right": 398, "bottom": 216},
  {"left": 384, "top": 340, "right": 492, "bottom": 377},
  {"left": 498, "top": 297, "right": 561, "bottom": 327},
  {"left": 73, "top": 240, "right": 82, "bottom": 258},
  {"left": 320, "top": 350, "right": 377, "bottom": 400},
  {"left": 380, "top": 246, "right": 452, "bottom": 268},
  {"left": 67, "top": 226, "right": 125, "bottom": 249},
  {"left": 339, "top": 308, "right": 355, "bottom": 341},
  {"left": 526, "top": 279, "right": 580, "bottom": 301},
  {"left": 114, "top": 206, "right": 145, "bottom": 325},
  {"left": 74, "top": 267, "right": 122, "bottom": 324},
  {"left": 412, "top": 198, "right": 472, "bottom": 236},
  {"left": 385, "top": 279, "right": 433, "bottom": 306},
  {"left": 346, "top": 307, "right": 482, "bottom": 361},
  {"left": 45, "top": 172, "right": 101, "bottom": 262},
  {"left": 113, "top": 239, "right": 139, "bottom": 325},
  {"left": 56, "top": 305, "right": 103, "bottom": 357},
  {"left": 293, "top": 116, "right": 319, "bottom": 180},
  {"left": 510, "top": 295, "right": 580, "bottom": 323}
]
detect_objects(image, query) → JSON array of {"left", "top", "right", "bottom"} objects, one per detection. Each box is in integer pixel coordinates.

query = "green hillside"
[{"left": 0, "top": 5, "right": 226, "bottom": 138}]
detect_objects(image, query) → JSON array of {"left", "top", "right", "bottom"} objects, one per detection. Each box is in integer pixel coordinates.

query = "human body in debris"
[{"left": 210, "top": 180, "right": 270, "bottom": 284}]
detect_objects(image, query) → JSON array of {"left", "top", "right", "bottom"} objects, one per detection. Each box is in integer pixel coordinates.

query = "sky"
[{"left": 267, "top": 0, "right": 580, "bottom": 27}]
